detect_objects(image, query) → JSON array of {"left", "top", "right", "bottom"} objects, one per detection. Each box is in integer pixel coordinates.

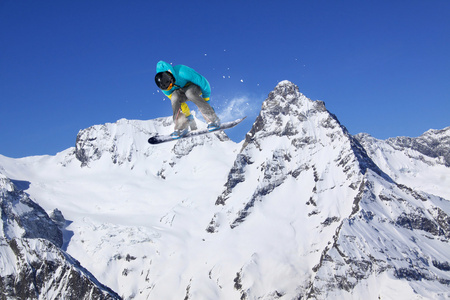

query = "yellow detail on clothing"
[
  {"left": 165, "top": 93, "right": 190, "bottom": 116},
  {"left": 181, "top": 103, "right": 191, "bottom": 116},
  {"left": 203, "top": 97, "right": 210, "bottom": 101}
]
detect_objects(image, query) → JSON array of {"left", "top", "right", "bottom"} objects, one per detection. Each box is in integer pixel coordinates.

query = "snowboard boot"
[
  {"left": 170, "top": 128, "right": 189, "bottom": 139},
  {"left": 207, "top": 119, "right": 221, "bottom": 132}
]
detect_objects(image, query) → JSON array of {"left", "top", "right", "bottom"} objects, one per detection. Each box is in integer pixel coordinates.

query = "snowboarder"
[{"left": 155, "top": 61, "right": 221, "bottom": 138}]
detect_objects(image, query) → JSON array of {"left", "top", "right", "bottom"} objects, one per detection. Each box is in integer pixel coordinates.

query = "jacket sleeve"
[{"left": 178, "top": 66, "right": 211, "bottom": 100}]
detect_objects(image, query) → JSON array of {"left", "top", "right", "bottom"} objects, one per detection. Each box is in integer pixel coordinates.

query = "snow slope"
[
  {"left": 0, "top": 81, "right": 449, "bottom": 299},
  {"left": 355, "top": 128, "right": 450, "bottom": 200}
]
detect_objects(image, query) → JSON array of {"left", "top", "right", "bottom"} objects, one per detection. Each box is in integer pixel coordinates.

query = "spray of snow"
[{"left": 214, "top": 95, "right": 258, "bottom": 122}]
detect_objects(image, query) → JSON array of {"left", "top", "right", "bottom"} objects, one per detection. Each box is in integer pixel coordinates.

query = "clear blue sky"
[{"left": 1, "top": 0, "right": 449, "bottom": 158}]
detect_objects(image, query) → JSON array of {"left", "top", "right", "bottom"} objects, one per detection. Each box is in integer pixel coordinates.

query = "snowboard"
[{"left": 148, "top": 117, "right": 246, "bottom": 145}]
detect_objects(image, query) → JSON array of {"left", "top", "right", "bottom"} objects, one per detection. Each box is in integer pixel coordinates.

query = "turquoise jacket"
[{"left": 156, "top": 61, "right": 211, "bottom": 100}]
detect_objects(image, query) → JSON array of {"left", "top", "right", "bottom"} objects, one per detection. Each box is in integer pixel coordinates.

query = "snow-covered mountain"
[
  {"left": 0, "top": 81, "right": 449, "bottom": 299},
  {"left": 355, "top": 128, "right": 450, "bottom": 200},
  {"left": 0, "top": 173, "right": 121, "bottom": 299}
]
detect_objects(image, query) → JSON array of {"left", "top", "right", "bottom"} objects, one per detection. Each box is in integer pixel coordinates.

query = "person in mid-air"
[{"left": 155, "top": 61, "right": 220, "bottom": 138}]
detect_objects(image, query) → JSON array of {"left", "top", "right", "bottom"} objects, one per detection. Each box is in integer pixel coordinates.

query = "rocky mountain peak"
[
  {"left": 244, "top": 80, "right": 319, "bottom": 144},
  {"left": 355, "top": 126, "right": 450, "bottom": 200},
  {"left": 215, "top": 81, "right": 388, "bottom": 231},
  {"left": 74, "top": 116, "right": 231, "bottom": 168},
  {"left": 388, "top": 126, "right": 450, "bottom": 167},
  {"left": 74, "top": 118, "right": 171, "bottom": 167},
  {"left": 356, "top": 126, "right": 450, "bottom": 167},
  {"left": 240, "top": 80, "right": 384, "bottom": 177},
  {"left": 210, "top": 82, "right": 450, "bottom": 298}
]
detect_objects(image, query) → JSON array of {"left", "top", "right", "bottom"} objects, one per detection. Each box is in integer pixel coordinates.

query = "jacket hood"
[{"left": 156, "top": 61, "right": 175, "bottom": 74}]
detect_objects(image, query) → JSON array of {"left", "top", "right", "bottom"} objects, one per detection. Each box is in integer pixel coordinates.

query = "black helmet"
[{"left": 155, "top": 71, "right": 175, "bottom": 90}]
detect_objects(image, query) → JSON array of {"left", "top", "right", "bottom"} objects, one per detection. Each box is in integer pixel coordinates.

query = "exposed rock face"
[
  {"left": 308, "top": 171, "right": 450, "bottom": 298},
  {"left": 388, "top": 127, "right": 450, "bottom": 167},
  {"left": 74, "top": 118, "right": 171, "bottom": 167},
  {"left": 1, "top": 238, "right": 121, "bottom": 300},
  {"left": 355, "top": 126, "right": 450, "bottom": 168},
  {"left": 1, "top": 174, "right": 62, "bottom": 247},
  {"left": 49, "top": 208, "right": 66, "bottom": 230},
  {"left": 355, "top": 127, "right": 450, "bottom": 201},
  {"left": 74, "top": 117, "right": 230, "bottom": 167},
  {"left": 0, "top": 174, "right": 121, "bottom": 300}
]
